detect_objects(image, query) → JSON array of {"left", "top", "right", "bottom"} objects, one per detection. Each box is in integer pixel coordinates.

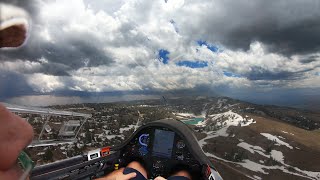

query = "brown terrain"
[{"left": 199, "top": 111, "right": 320, "bottom": 180}]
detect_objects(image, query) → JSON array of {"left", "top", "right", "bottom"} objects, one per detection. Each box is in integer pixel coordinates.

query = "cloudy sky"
[{"left": 1, "top": 0, "right": 320, "bottom": 109}]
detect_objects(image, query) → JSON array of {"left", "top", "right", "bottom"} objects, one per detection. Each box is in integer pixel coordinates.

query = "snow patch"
[
  {"left": 240, "top": 159, "right": 269, "bottom": 174},
  {"left": 237, "top": 142, "right": 269, "bottom": 158},
  {"left": 271, "top": 150, "right": 284, "bottom": 163},
  {"left": 204, "top": 151, "right": 320, "bottom": 179},
  {"left": 138, "top": 105, "right": 152, "bottom": 107},
  {"left": 253, "top": 175, "right": 262, "bottom": 180},
  {"left": 261, "top": 133, "right": 293, "bottom": 149},
  {"left": 119, "top": 125, "right": 135, "bottom": 133},
  {"left": 281, "top": 131, "right": 294, "bottom": 135},
  {"left": 216, "top": 98, "right": 227, "bottom": 109},
  {"left": 105, "top": 134, "right": 124, "bottom": 140},
  {"left": 175, "top": 112, "right": 195, "bottom": 118},
  {"left": 201, "top": 133, "right": 319, "bottom": 179},
  {"left": 203, "top": 110, "right": 254, "bottom": 128},
  {"left": 198, "top": 111, "right": 255, "bottom": 146}
]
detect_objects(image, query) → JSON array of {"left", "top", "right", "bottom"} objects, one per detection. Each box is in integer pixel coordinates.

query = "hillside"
[
  {"left": 170, "top": 97, "right": 320, "bottom": 179},
  {"left": 22, "top": 96, "right": 320, "bottom": 179}
]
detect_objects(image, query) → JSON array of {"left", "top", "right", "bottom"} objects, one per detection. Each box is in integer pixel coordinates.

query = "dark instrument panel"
[
  {"left": 120, "top": 126, "right": 201, "bottom": 179},
  {"left": 30, "top": 120, "right": 223, "bottom": 180}
]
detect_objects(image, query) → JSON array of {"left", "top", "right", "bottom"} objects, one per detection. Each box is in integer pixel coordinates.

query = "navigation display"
[{"left": 152, "top": 129, "right": 175, "bottom": 158}]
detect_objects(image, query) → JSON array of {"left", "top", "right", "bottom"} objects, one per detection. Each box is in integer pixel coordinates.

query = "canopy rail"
[
  {"left": 2, "top": 102, "right": 92, "bottom": 147},
  {"left": 2, "top": 103, "right": 92, "bottom": 118}
]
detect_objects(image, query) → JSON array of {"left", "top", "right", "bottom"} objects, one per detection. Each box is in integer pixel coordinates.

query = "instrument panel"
[
  {"left": 121, "top": 127, "right": 201, "bottom": 178},
  {"left": 30, "top": 120, "right": 223, "bottom": 180}
]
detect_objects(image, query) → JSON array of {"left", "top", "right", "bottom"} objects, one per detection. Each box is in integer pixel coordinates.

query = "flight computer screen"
[{"left": 152, "top": 129, "right": 175, "bottom": 158}]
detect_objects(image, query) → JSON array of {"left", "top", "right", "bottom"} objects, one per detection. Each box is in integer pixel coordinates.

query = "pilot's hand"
[
  {"left": 96, "top": 168, "right": 137, "bottom": 180},
  {"left": 0, "top": 104, "right": 34, "bottom": 180},
  {"left": 155, "top": 176, "right": 167, "bottom": 180}
]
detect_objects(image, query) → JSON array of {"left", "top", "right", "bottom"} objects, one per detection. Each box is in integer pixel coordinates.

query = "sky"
[{"left": 0, "top": 0, "right": 320, "bottom": 110}]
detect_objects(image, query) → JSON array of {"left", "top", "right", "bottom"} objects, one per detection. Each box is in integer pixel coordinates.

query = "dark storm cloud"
[
  {"left": 227, "top": 19, "right": 320, "bottom": 55},
  {"left": 41, "top": 36, "right": 114, "bottom": 68},
  {"left": 0, "top": 71, "right": 35, "bottom": 99},
  {"left": 299, "top": 55, "right": 319, "bottom": 64},
  {"left": 192, "top": 0, "right": 320, "bottom": 55},
  {"left": 39, "top": 62, "right": 70, "bottom": 76},
  {"left": 246, "top": 69, "right": 298, "bottom": 81},
  {"left": 244, "top": 67, "right": 318, "bottom": 81}
]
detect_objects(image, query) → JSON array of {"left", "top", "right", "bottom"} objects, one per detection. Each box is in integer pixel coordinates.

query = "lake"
[{"left": 182, "top": 117, "right": 204, "bottom": 125}]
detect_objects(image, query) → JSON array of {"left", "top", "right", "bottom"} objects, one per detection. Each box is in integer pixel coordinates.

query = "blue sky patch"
[
  {"left": 158, "top": 49, "right": 170, "bottom": 64},
  {"left": 176, "top": 61, "right": 208, "bottom": 68},
  {"left": 223, "top": 71, "right": 241, "bottom": 78},
  {"left": 197, "top": 40, "right": 219, "bottom": 52}
]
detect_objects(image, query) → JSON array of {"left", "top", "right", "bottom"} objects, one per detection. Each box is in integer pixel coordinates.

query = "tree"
[
  {"left": 85, "top": 131, "right": 92, "bottom": 144},
  {"left": 266, "top": 142, "right": 274, "bottom": 154},
  {"left": 43, "top": 148, "right": 53, "bottom": 162}
]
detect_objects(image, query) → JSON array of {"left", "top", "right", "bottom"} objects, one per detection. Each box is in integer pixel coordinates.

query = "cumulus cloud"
[
  {"left": 0, "top": 59, "right": 70, "bottom": 76},
  {"left": 24, "top": 62, "right": 224, "bottom": 93},
  {"left": 0, "top": 0, "right": 320, "bottom": 107},
  {"left": 215, "top": 42, "right": 320, "bottom": 81}
]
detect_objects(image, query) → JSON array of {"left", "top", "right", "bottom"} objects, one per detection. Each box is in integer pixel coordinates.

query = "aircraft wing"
[{"left": 2, "top": 102, "right": 92, "bottom": 118}]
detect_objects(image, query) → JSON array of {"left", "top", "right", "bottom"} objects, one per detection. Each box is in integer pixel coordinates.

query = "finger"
[
  {"left": 0, "top": 4, "right": 30, "bottom": 48},
  {"left": 0, "top": 104, "right": 34, "bottom": 170},
  {"left": 122, "top": 172, "right": 137, "bottom": 179}
]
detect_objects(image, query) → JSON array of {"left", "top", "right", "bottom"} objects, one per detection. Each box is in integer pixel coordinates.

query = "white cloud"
[
  {"left": 39, "top": 28, "right": 52, "bottom": 42},
  {"left": 214, "top": 42, "right": 320, "bottom": 88},
  {"left": 39, "top": 0, "right": 121, "bottom": 42},
  {"left": 25, "top": 73, "right": 65, "bottom": 93},
  {"left": 22, "top": 59, "right": 254, "bottom": 94},
  {"left": 216, "top": 42, "right": 280, "bottom": 74},
  {"left": 0, "top": 60, "right": 42, "bottom": 73},
  {"left": 1, "top": 0, "right": 320, "bottom": 97}
]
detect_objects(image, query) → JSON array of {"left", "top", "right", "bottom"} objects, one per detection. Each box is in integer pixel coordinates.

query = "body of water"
[{"left": 182, "top": 117, "right": 204, "bottom": 125}]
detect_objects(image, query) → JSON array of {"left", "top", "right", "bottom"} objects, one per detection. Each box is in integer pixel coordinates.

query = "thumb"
[{"left": 123, "top": 172, "right": 137, "bottom": 179}]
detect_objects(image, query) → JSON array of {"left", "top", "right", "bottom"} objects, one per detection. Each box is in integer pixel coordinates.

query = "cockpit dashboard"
[{"left": 120, "top": 126, "right": 201, "bottom": 178}]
